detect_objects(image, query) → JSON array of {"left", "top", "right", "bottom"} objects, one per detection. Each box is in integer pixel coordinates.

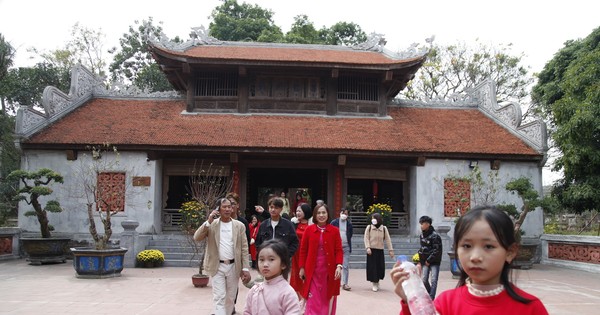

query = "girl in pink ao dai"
[{"left": 244, "top": 239, "right": 301, "bottom": 315}]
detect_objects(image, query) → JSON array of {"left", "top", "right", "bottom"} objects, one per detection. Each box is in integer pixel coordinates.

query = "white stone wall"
[
  {"left": 408, "top": 158, "right": 545, "bottom": 238},
  {"left": 17, "top": 150, "right": 159, "bottom": 239}
]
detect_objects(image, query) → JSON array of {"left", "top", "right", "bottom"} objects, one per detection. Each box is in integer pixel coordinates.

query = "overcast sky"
[{"left": 1, "top": 0, "right": 598, "bottom": 184}]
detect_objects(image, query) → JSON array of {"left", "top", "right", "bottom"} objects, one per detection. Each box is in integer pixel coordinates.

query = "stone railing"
[{"left": 541, "top": 234, "right": 600, "bottom": 273}]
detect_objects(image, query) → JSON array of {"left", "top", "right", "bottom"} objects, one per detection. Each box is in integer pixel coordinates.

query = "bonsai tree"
[
  {"left": 187, "top": 161, "right": 233, "bottom": 277},
  {"left": 497, "top": 177, "right": 546, "bottom": 242},
  {"left": 7, "top": 168, "right": 63, "bottom": 238},
  {"left": 72, "top": 144, "right": 132, "bottom": 249}
]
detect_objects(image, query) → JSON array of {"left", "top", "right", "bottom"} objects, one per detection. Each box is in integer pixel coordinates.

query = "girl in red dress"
[
  {"left": 248, "top": 215, "right": 260, "bottom": 269},
  {"left": 391, "top": 205, "right": 549, "bottom": 315},
  {"left": 290, "top": 203, "right": 312, "bottom": 298}
]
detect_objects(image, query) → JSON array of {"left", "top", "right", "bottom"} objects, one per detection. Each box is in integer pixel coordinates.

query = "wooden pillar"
[
  {"left": 186, "top": 79, "right": 194, "bottom": 112},
  {"left": 238, "top": 66, "right": 248, "bottom": 113},
  {"left": 327, "top": 69, "right": 338, "bottom": 116},
  {"left": 230, "top": 154, "right": 240, "bottom": 194},
  {"left": 334, "top": 165, "right": 344, "bottom": 218}
]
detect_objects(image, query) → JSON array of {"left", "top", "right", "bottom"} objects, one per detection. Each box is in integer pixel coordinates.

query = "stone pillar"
[
  {"left": 436, "top": 224, "right": 451, "bottom": 271},
  {"left": 120, "top": 220, "right": 139, "bottom": 268}
]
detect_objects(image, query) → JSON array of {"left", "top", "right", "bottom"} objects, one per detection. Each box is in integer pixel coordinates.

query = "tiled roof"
[
  {"left": 151, "top": 44, "right": 425, "bottom": 67},
  {"left": 23, "top": 98, "right": 540, "bottom": 158}
]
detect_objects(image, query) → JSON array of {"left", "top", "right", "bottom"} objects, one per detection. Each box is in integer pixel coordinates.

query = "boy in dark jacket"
[
  {"left": 418, "top": 215, "right": 442, "bottom": 300},
  {"left": 255, "top": 197, "right": 299, "bottom": 257}
]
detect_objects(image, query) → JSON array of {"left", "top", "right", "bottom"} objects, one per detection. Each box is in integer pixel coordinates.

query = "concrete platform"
[{"left": 0, "top": 259, "right": 599, "bottom": 314}]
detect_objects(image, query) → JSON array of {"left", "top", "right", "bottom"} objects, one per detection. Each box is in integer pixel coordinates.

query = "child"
[
  {"left": 391, "top": 205, "right": 549, "bottom": 314},
  {"left": 243, "top": 239, "right": 302, "bottom": 315}
]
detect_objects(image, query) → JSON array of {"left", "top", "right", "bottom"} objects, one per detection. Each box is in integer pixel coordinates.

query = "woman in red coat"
[
  {"left": 248, "top": 215, "right": 260, "bottom": 268},
  {"left": 299, "top": 204, "right": 344, "bottom": 315}
]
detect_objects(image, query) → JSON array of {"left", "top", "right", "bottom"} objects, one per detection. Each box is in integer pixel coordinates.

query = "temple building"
[{"left": 14, "top": 29, "right": 548, "bottom": 240}]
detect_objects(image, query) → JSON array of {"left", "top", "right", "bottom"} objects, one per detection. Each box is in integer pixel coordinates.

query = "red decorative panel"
[
  {"left": 0, "top": 236, "right": 12, "bottom": 255},
  {"left": 334, "top": 166, "right": 343, "bottom": 217},
  {"left": 548, "top": 242, "right": 600, "bottom": 264},
  {"left": 97, "top": 172, "right": 126, "bottom": 212},
  {"left": 444, "top": 178, "right": 470, "bottom": 217}
]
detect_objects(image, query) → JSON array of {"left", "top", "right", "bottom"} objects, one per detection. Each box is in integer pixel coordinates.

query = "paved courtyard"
[{"left": 1, "top": 259, "right": 599, "bottom": 314}]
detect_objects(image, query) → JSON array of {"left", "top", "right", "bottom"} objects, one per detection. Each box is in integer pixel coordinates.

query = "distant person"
[
  {"left": 364, "top": 212, "right": 394, "bottom": 292},
  {"left": 248, "top": 215, "right": 261, "bottom": 269},
  {"left": 193, "top": 198, "right": 251, "bottom": 315},
  {"left": 244, "top": 239, "right": 302, "bottom": 315},
  {"left": 390, "top": 205, "right": 549, "bottom": 314},
  {"left": 280, "top": 190, "right": 291, "bottom": 217},
  {"left": 418, "top": 215, "right": 442, "bottom": 300},
  {"left": 315, "top": 199, "right": 324, "bottom": 208},
  {"left": 331, "top": 208, "right": 353, "bottom": 291}
]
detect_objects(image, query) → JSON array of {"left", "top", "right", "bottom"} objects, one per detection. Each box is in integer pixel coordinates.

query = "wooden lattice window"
[
  {"left": 250, "top": 76, "right": 323, "bottom": 99},
  {"left": 97, "top": 172, "right": 126, "bottom": 212},
  {"left": 194, "top": 72, "right": 238, "bottom": 97},
  {"left": 337, "top": 76, "right": 379, "bottom": 101},
  {"left": 444, "top": 178, "right": 470, "bottom": 217}
]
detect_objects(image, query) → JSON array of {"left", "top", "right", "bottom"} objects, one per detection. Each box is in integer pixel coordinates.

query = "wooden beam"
[
  {"left": 331, "top": 69, "right": 339, "bottom": 78},
  {"left": 182, "top": 63, "right": 190, "bottom": 74},
  {"left": 337, "top": 155, "right": 346, "bottom": 166},
  {"left": 239, "top": 66, "right": 247, "bottom": 77},
  {"left": 385, "top": 70, "right": 393, "bottom": 81},
  {"left": 417, "top": 156, "right": 426, "bottom": 166}
]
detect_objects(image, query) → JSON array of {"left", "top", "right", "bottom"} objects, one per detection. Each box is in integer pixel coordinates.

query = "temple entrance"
[
  {"left": 346, "top": 179, "right": 408, "bottom": 234},
  {"left": 245, "top": 168, "right": 328, "bottom": 219}
]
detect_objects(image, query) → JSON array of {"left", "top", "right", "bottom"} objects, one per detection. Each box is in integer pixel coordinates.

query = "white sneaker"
[{"left": 372, "top": 282, "right": 379, "bottom": 292}]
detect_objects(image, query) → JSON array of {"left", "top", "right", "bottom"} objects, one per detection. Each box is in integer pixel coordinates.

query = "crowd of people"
[{"left": 193, "top": 191, "right": 548, "bottom": 315}]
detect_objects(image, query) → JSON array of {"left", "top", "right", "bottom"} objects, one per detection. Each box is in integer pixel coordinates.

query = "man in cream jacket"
[{"left": 194, "top": 198, "right": 251, "bottom": 315}]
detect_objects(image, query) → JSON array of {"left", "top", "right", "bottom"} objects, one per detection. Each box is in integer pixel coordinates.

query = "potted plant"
[
  {"left": 179, "top": 199, "right": 209, "bottom": 287},
  {"left": 69, "top": 144, "right": 132, "bottom": 278},
  {"left": 185, "top": 161, "right": 233, "bottom": 287},
  {"left": 366, "top": 203, "right": 392, "bottom": 226},
  {"left": 135, "top": 249, "right": 165, "bottom": 268},
  {"left": 7, "top": 168, "right": 70, "bottom": 264}
]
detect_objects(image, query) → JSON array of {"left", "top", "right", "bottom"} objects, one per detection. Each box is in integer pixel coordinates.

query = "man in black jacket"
[
  {"left": 418, "top": 215, "right": 442, "bottom": 300},
  {"left": 255, "top": 197, "right": 299, "bottom": 257}
]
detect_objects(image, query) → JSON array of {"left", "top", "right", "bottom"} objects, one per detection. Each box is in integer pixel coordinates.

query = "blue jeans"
[
  {"left": 342, "top": 245, "right": 350, "bottom": 285},
  {"left": 421, "top": 263, "right": 440, "bottom": 300}
]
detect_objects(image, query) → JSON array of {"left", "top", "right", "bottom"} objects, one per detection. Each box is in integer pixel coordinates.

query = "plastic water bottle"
[{"left": 397, "top": 255, "right": 437, "bottom": 315}]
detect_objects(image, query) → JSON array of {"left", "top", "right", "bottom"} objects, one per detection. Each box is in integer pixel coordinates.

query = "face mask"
[
  {"left": 340, "top": 214, "right": 348, "bottom": 221},
  {"left": 371, "top": 219, "right": 378, "bottom": 225}
]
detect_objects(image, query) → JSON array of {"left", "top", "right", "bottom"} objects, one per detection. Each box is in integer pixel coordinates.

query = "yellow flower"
[
  {"left": 366, "top": 203, "right": 392, "bottom": 215},
  {"left": 179, "top": 200, "right": 207, "bottom": 232},
  {"left": 136, "top": 249, "right": 165, "bottom": 263},
  {"left": 412, "top": 253, "right": 420, "bottom": 263}
]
